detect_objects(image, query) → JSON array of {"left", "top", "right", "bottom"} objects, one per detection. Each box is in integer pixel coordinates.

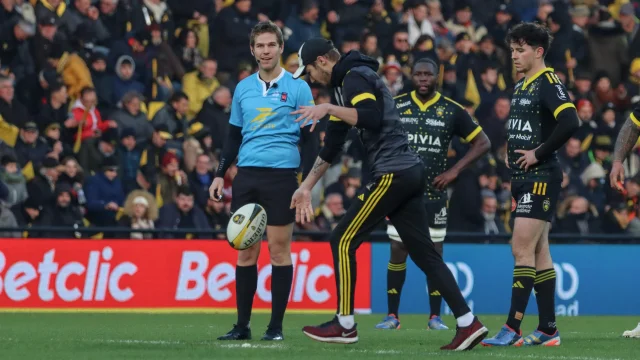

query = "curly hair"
[{"left": 505, "top": 22, "right": 553, "bottom": 57}]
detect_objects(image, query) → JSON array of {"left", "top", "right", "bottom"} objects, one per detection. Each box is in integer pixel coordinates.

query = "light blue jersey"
[{"left": 230, "top": 69, "right": 315, "bottom": 169}]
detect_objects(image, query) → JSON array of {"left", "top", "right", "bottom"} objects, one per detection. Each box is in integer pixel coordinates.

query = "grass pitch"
[{"left": 0, "top": 312, "right": 637, "bottom": 359}]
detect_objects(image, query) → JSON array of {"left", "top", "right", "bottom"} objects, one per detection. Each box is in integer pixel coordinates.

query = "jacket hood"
[
  {"left": 115, "top": 55, "right": 136, "bottom": 79},
  {"left": 331, "top": 51, "right": 379, "bottom": 87}
]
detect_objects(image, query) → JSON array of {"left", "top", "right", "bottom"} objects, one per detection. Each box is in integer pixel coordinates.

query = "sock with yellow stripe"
[
  {"left": 506, "top": 265, "right": 536, "bottom": 332},
  {"left": 534, "top": 268, "right": 557, "bottom": 334},
  {"left": 427, "top": 276, "right": 442, "bottom": 317},
  {"left": 387, "top": 262, "right": 406, "bottom": 316}
]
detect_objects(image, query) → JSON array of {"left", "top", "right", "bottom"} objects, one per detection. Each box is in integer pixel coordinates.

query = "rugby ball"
[{"left": 227, "top": 203, "right": 268, "bottom": 250}]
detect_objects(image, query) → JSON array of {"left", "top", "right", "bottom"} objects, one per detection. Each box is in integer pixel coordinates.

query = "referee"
[
  {"left": 209, "top": 22, "right": 318, "bottom": 342},
  {"left": 289, "top": 38, "right": 487, "bottom": 350}
]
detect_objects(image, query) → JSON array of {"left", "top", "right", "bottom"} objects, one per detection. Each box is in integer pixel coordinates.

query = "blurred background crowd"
[{"left": 0, "top": 0, "right": 639, "bottom": 240}]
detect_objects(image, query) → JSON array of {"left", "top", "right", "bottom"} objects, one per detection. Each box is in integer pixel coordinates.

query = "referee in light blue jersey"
[{"left": 209, "top": 21, "right": 318, "bottom": 342}]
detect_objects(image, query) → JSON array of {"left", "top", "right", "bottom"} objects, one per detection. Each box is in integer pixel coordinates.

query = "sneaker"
[
  {"left": 522, "top": 329, "right": 561, "bottom": 346},
  {"left": 428, "top": 315, "right": 449, "bottom": 330},
  {"left": 481, "top": 325, "right": 523, "bottom": 347},
  {"left": 217, "top": 324, "right": 251, "bottom": 341},
  {"left": 261, "top": 327, "right": 284, "bottom": 341},
  {"left": 440, "top": 316, "right": 488, "bottom": 351},
  {"left": 623, "top": 323, "right": 640, "bottom": 338},
  {"left": 302, "top": 316, "right": 358, "bottom": 344},
  {"left": 375, "top": 314, "right": 401, "bottom": 329}
]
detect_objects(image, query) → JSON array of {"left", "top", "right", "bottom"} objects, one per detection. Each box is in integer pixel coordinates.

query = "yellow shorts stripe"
[
  {"left": 553, "top": 103, "right": 576, "bottom": 119},
  {"left": 533, "top": 182, "right": 538, "bottom": 195},
  {"left": 338, "top": 174, "right": 393, "bottom": 315},
  {"left": 542, "top": 182, "right": 547, "bottom": 195},
  {"left": 351, "top": 92, "right": 376, "bottom": 106}
]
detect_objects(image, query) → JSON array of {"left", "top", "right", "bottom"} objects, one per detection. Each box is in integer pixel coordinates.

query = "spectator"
[
  {"left": 407, "top": 0, "right": 434, "bottom": 47},
  {"left": 84, "top": 156, "right": 124, "bottom": 230},
  {"left": 36, "top": 82, "right": 68, "bottom": 132},
  {"left": 580, "top": 162, "right": 608, "bottom": 215},
  {"left": 381, "top": 61, "right": 404, "bottom": 97},
  {"left": 480, "top": 96, "right": 509, "bottom": 153},
  {"left": 480, "top": 189, "right": 505, "bottom": 235},
  {"left": 34, "top": 0, "right": 73, "bottom": 36},
  {"left": 77, "top": 126, "right": 118, "bottom": 175},
  {"left": 13, "top": 121, "right": 49, "bottom": 169},
  {"left": 66, "top": 0, "right": 110, "bottom": 47},
  {"left": 118, "top": 189, "right": 158, "bottom": 239},
  {"left": 0, "top": 181, "right": 19, "bottom": 238},
  {"left": 284, "top": 0, "right": 322, "bottom": 57},
  {"left": 559, "top": 137, "right": 590, "bottom": 186},
  {"left": 137, "top": 123, "right": 171, "bottom": 192},
  {"left": 325, "top": 167, "right": 361, "bottom": 210},
  {"left": 361, "top": 33, "right": 383, "bottom": 66},
  {"left": 40, "top": 183, "right": 85, "bottom": 238},
  {"left": 10, "top": 195, "right": 45, "bottom": 237},
  {"left": 485, "top": 4, "right": 517, "bottom": 49},
  {"left": 601, "top": 202, "right": 630, "bottom": 234},
  {"left": 156, "top": 151, "right": 186, "bottom": 207},
  {"left": 619, "top": 2, "right": 640, "bottom": 59},
  {"left": 204, "top": 197, "right": 229, "bottom": 238},
  {"left": 146, "top": 23, "right": 185, "bottom": 102},
  {"left": 111, "top": 91, "right": 153, "bottom": 145},
  {"left": 211, "top": 0, "right": 257, "bottom": 76},
  {"left": 89, "top": 52, "right": 114, "bottom": 114},
  {"left": 475, "top": 63, "right": 502, "bottom": 121},
  {"left": 0, "top": 74, "right": 31, "bottom": 128},
  {"left": 133, "top": 0, "right": 175, "bottom": 44},
  {"left": 118, "top": 127, "right": 142, "bottom": 195},
  {"left": 47, "top": 42, "right": 93, "bottom": 100},
  {"left": 151, "top": 90, "right": 189, "bottom": 138},
  {"left": 0, "top": 153, "right": 27, "bottom": 206},
  {"left": 174, "top": 28, "right": 203, "bottom": 73},
  {"left": 157, "top": 185, "right": 210, "bottom": 239},
  {"left": 188, "top": 153, "right": 212, "bottom": 210},
  {"left": 57, "top": 156, "right": 85, "bottom": 206},
  {"left": 195, "top": 86, "right": 230, "bottom": 152},
  {"left": 30, "top": 13, "right": 68, "bottom": 72},
  {"left": 588, "top": 8, "right": 629, "bottom": 88},
  {"left": 555, "top": 196, "right": 601, "bottom": 236},
  {"left": 366, "top": 0, "right": 395, "bottom": 51},
  {"left": 97, "top": 0, "right": 131, "bottom": 47},
  {"left": 315, "top": 192, "right": 345, "bottom": 231},
  {"left": 182, "top": 58, "right": 218, "bottom": 119},
  {"left": 69, "top": 87, "right": 117, "bottom": 148},
  {"left": 0, "top": 17, "right": 36, "bottom": 86},
  {"left": 446, "top": 1, "right": 487, "bottom": 42},
  {"left": 112, "top": 55, "right": 145, "bottom": 106}
]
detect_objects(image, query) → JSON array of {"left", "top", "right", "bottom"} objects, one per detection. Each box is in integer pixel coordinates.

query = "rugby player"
[
  {"left": 376, "top": 58, "right": 490, "bottom": 331},
  {"left": 289, "top": 38, "right": 488, "bottom": 350},
  {"left": 482, "top": 22, "right": 580, "bottom": 347}
]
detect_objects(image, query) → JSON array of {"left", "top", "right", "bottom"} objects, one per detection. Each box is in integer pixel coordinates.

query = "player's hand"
[
  {"left": 514, "top": 148, "right": 539, "bottom": 172},
  {"left": 291, "top": 103, "right": 329, "bottom": 132},
  {"left": 610, "top": 160, "right": 625, "bottom": 192},
  {"left": 290, "top": 187, "right": 314, "bottom": 224},
  {"left": 209, "top": 177, "right": 225, "bottom": 202},
  {"left": 432, "top": 168, "right": 459, "bottom": 190}
]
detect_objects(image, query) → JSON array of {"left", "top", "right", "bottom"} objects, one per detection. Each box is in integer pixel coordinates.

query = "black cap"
[
  {"left": 497, "top": 4, "right": 510, "bottom": 13},
  {"left": 102, "top": 156, "right": 119, "bottom": 170},
  {"left": 154, "top": 124, "right": 173, "bottom": 140},
  {"left": 23, "top": 196, "right": 44, "bottom": 211},
  {"left": 22, "top": 122, "right": 38, "bottom": 131},
  {"left": 120, "top": 127, "right": 136, "bottom": 139},
  {"left": 455, "top": 32, "right": 472, "bottom": 43},
  {"left": 292, "top": 38, "right": 336, "bottom": 79},
  {"left": 100, "top": 128, "right": 118, "bottom": 144},
  {"left": 39, "top": 14, "right": 57, "bottom": 26},
  {"left": 42, "top": 157, "right": 59, "bottom": 169},
  {"left": 1, "top": 153, "right": 17, "bottom": 166}
]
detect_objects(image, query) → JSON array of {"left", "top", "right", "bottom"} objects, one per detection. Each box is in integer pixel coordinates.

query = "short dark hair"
[
  {"left": 413, "top": 57, "right": 438, "bottom": 73},
  {"left": 177, "top": 185, "right": 193, "bottom": 197},
  {"left": 169, "top": 91, "right": 188, "bottom": 104},
  {"left": 250, "top": 21, "right": 284, "bottom": 47},
  {"left": 505, "top": 22, "right": 553, "bottom": 57},
  {"left": 80, "top": 87, "right": 95, "bottom": 98}
]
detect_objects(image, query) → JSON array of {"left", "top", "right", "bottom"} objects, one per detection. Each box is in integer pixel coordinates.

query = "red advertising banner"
[{"left": 0, "top": 240, "right": 371, "bottom": 313}]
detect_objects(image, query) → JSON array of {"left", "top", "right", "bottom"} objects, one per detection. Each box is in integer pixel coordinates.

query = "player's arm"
[
  {"left": 435, "top": 107, "right": 491, "bottom": 189},
  {"left": 610, "top": 108, "right": 640, "bottom": 190},
  {"left": 296, "top": 82, "right": 321, "bottom": 179},
  {"left": 299, "top": 119, "right": 350, "bottom": 190},
  {"left": 533, "top": 80, "right": 580, "bottom": 161},
  {"left": 326, "top": 72, "right": 382, "bottom": 129}
]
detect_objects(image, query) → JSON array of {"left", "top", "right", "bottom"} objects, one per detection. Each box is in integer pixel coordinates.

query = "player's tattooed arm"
[
  {"left": 300, "top": 157, "right": 330, "bottom": 190},
  {"left": 613, "top": 119, "right": 640, "bottom": 162}
]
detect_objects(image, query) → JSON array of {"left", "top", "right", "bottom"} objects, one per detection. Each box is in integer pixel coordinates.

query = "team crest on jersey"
[
  {"left": 543, "top": 198, "right": 550, "bottom": 212},
  {"left": 232, "top": 214, "right": 245, "bottom": 224},
  {"left": 280, "top": 92, "right": 288, "bottom": 102},
  {"left": 436, "top": 106, "right": 445, "bottom": 117}
]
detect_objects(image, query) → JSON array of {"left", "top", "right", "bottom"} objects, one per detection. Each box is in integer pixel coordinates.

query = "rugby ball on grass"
[{"left": 227, "top": 203, "right": 267, "bottom": 250}]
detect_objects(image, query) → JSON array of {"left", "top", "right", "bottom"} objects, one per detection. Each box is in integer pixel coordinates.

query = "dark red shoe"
[
  {"left": 302, "top": 317, "right": 358, "bottom": 344},
  {"left": 440, "top": 317, "right": 488, "bottom": 351}
]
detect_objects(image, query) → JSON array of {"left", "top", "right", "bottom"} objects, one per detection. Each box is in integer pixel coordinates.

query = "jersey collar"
[
  {"left": 411, "top": 91, "right": 441, "bottom": 112},
  {"left": 522, "top": 67, "right": 554, "bottom": 90},
  {"left": 257, "top": 67, "right": 286, "bottom": 96}
]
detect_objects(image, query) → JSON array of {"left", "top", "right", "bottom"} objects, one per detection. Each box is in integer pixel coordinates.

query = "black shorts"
[
  {"left": 231, "top": 167, "right": 298, "bottom": 226},
  {"left": 511, "top": 179, "right": 561, "bottom": 222},
  {"left": 424, "top": 197, "right": 448, "bottom": 229}
]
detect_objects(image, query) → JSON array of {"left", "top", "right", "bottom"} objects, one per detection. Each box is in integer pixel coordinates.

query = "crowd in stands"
[{"left": 0, "top": 0, "right": 639, "bottom": 240}]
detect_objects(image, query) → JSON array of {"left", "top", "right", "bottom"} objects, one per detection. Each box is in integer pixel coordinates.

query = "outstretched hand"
[
  {"left": 290, "top": 104, "right": 330, "bottom": 132},
  {"left": 290, "top": 187, "right": 314, "bottom": 224}
]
